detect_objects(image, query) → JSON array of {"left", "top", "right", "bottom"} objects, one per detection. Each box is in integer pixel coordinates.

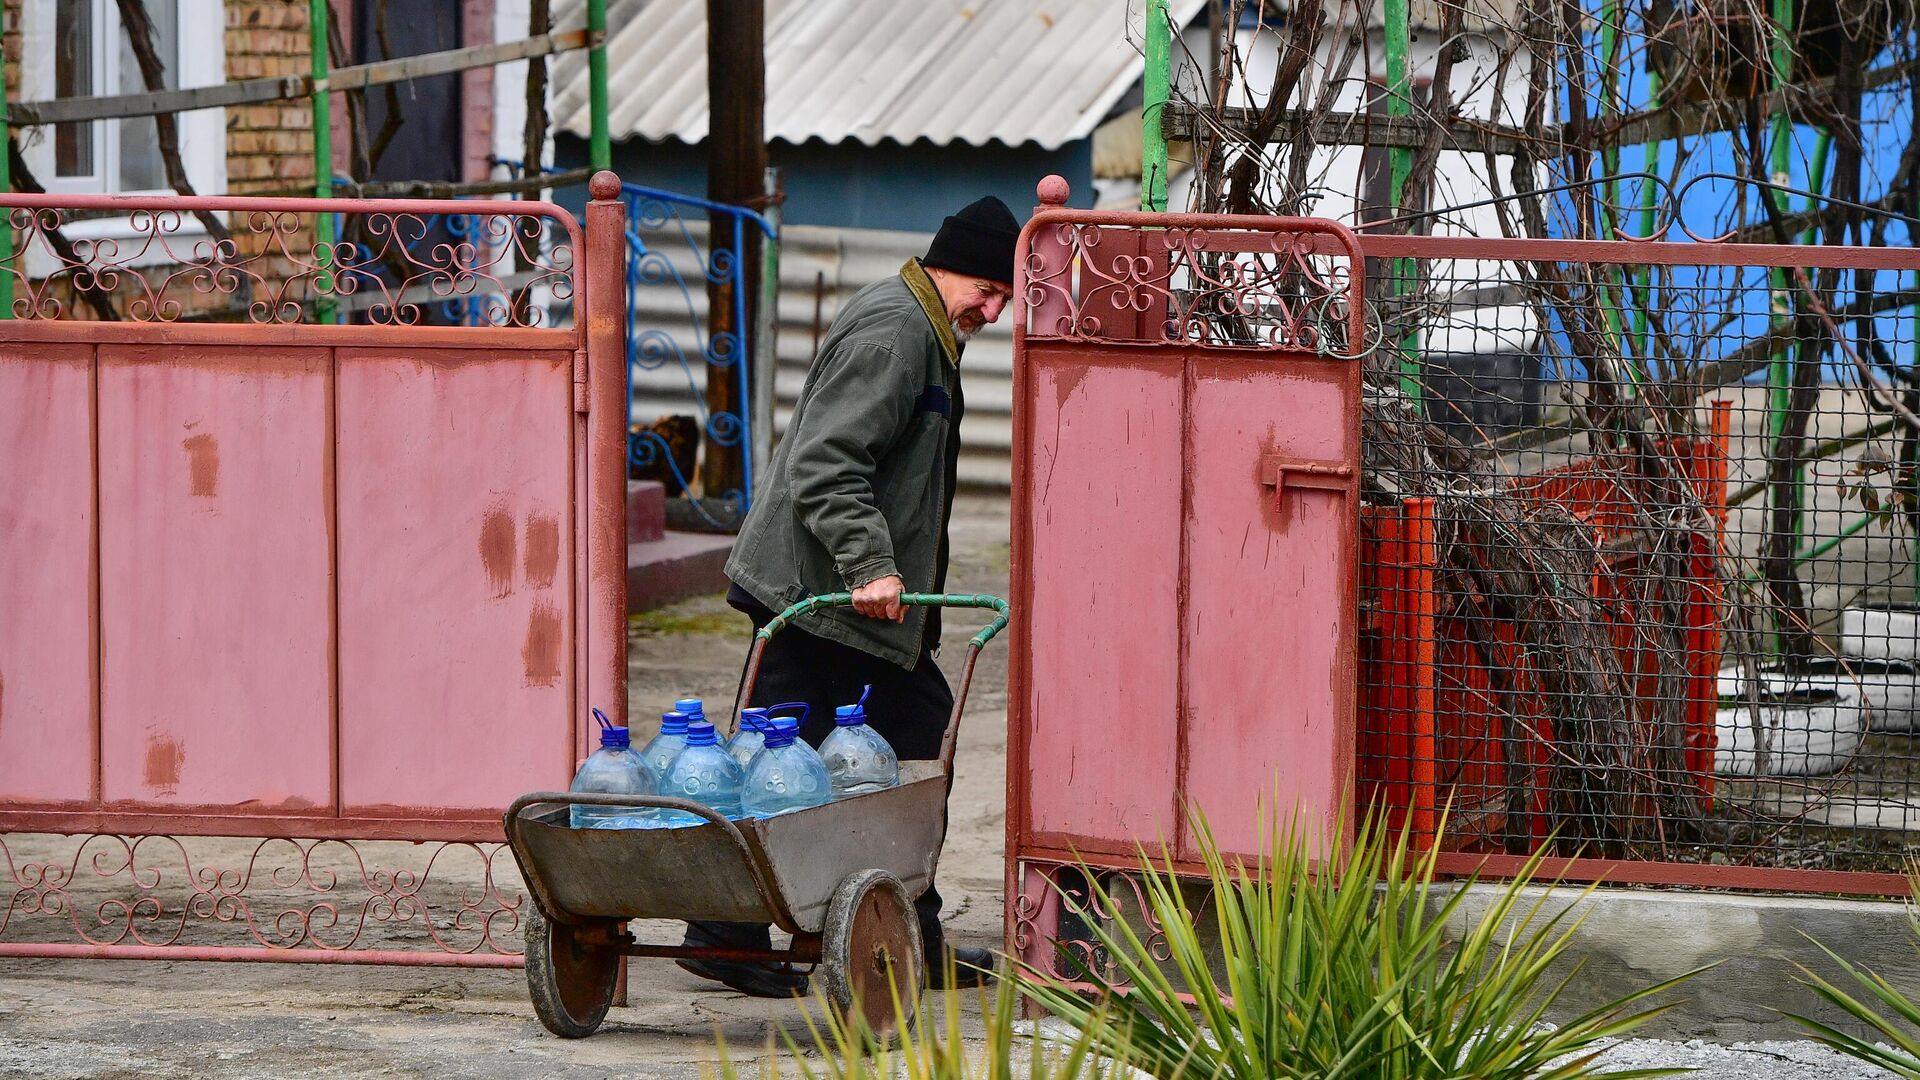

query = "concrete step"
[
  {"left": 627, "top": 480, "right": 666, "bottom": 544},
  {"left": 627, "top": 530, "right": 733, "bottom": 613}
]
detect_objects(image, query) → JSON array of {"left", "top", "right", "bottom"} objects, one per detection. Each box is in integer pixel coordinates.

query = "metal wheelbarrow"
[{"left": 504, "top": 592, "right": 1010, "bottom": 1039}]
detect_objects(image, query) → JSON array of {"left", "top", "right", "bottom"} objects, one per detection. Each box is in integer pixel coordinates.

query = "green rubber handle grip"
[{"left": 755, "top": 592, "right": 1011, "bottom": 650}]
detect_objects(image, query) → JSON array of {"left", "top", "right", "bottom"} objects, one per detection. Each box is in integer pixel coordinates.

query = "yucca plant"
[
  {"left": 715, "top": 960, "right": 1137, "bottom": 1080},
  {"left": 1788, "top": 865, "right": 1920, "bottom": 1077},
  {"left": 1013, "top": 804, "right": 1701, "bottom": 1079}
]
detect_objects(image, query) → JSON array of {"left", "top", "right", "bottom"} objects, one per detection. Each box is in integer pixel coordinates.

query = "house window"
[{"left": 24, "top": 0, "right": 224, "bottom": 200}]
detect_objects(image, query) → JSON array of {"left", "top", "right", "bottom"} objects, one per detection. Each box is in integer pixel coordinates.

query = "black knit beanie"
[{"left": 923, "top": 196, "right": 1021, "bottom": 286}]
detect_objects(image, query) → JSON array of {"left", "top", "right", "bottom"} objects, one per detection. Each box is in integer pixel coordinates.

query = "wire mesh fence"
[{"left": 1355, "top": 234, "right": 1920, "bottom": 889}]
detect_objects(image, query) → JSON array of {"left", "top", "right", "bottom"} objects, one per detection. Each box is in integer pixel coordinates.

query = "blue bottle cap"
[
  {"left": 685, "top": 720, "right": 719, "bottom": 747},
  {"left": 738, "top": 707, "right": 771, "bottom": 734},
  {"left": 763, "top": 716, "right": 800, "bottom": 749},
  {"left": 834, "top": 685, "right": 874, "bottom": 726},
  {"left": 593, "top": 708, "right": 631, "bottom": 748},
  {"left": 660, "top": 710, "right": 690, "bottom": 735},
  {"left": 674, "top": 698, "right": 705, "bottom": 720}
]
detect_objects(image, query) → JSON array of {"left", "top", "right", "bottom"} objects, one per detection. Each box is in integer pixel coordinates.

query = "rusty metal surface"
[
  {"left": 0, "top": 176, "right": 632, "bottom": 966},
  {"left": 1002, "top": 184, "right": 1369, "bottom": 968},
  {"left": 1005, "top": 186, "right": 1366, "bottom": 917},
  {"left": 507, "top": 763, "right": 947, "bottom": 935}
]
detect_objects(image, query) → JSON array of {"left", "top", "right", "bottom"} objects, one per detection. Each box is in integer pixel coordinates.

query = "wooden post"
[{"left": 703, "top": 0, "right": 765, "bottom": 504}]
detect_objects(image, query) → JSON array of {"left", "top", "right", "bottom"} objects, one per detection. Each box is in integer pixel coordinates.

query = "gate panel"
[
  {"left": 0, "top": 344, "right": 95, "bottom": 803},
  {"left": 1007, "top": 195, "right": 1367, "bottom": 920},
  {"left": 98, "top": 346, "right": 334, "bottom": 810},
  {"left": 0, "top": 183, "right": 627, "bottom": 964},
  {"left": 335, "top": 348, "right": 576, "bottom": 815},
  {"left": 1180, "top": 356, "right": 1358, "bottom": 861},
  {"left": 1018, "top": 351, "right": 1185, "bottom": 851}
]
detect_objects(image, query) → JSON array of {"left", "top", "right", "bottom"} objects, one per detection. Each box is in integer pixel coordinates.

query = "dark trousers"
[{"left": 689, "top": 593, "right": 955, "bottom": 959}]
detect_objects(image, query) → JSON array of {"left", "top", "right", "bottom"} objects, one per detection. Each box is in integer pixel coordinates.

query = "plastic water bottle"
[
  {"left": 728, "top": 702, "right": 810, "bottom": 768},
  {"left": 727, "top": 708, "right": 773, "bottom": 768},
  {"left": 819, "top": 686, "right": 900, "bottom": 797},
  {"left": 659, "top": 719, "right": 745, "bottom": 822},
  {"left": 569, "top": 709, "right": 658, "bottom": 828},
  {"left": 675, "top": 697, "right": 707, "bottom": 725},
  {"left": 640, "top": 710, "right": 691, "bottom": 777},
  {"left": 742, "top": 717, "right": 833, "bottom": 818}
]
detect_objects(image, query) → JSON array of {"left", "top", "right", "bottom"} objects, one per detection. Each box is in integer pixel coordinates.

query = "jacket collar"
[{"left": 900, "top": 258, "right": 959, "bottom": 367}]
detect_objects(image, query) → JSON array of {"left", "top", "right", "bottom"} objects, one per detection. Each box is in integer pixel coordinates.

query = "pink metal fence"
[
  {"left": 1004, "top": 184, "right": 1369, "bottom": 977},
  {"left": 0, "top": 173, "right": 633, "bottom": 964}
]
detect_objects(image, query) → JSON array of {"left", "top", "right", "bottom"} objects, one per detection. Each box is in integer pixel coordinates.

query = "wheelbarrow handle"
[
  {"left": 754, "top": 592, "right": 1011, "bottom": 651},
  {"left": 728, "top": 593, "right": 1011, "bottom": 775}
]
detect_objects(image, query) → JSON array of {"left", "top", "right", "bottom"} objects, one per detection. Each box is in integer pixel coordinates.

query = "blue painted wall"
[{"left": 556, "top": 135, "right": 1096, "bottom": 232}]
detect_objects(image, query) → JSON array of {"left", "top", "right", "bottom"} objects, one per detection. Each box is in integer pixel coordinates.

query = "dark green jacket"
[{"left": 725, "top": 260, "right": 962, "bottom": 669}]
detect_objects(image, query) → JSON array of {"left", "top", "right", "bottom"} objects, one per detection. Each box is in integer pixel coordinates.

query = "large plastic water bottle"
[
  {"left": 659, "top": 719, "right": 744, "bottom": 822},
  {"left": 569, "top": 709, "right": 658, "bottom": 828},
  {"left": 818, "top": 686, "right": 901, "bottom": 797},
  {"left": 640, "top": 710, "right": 691, "bottom": 777},
  {"left": 727, "top": 708, "right": 772, "bottom": 767},
  {"left": 742, "top": 717, "right": 833, "bottom": 818},
  {"left": 728, "top": 703, "right": 809, "bottom": 768}
]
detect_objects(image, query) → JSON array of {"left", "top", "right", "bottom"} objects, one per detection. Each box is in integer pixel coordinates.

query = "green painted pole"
[
  {"left": 1630, "top": 70, "right": 1663, "bottom": 362},
  {"left": 1598, "top": 0, "right": 1622, "bottom": 238},
  {"left": 1384, "top": 0, "right": 1419, "bottom": 409},
  {"left": 310, "top": 0, "right": 334, "bottom": 323},
  {"left": 588, "top": 0, "right": 610, "bottom": 171},
  {"left": 1762, "top": 0, "right": 1794, "bottom": 655},
  {"left": 0, "top": 27, "right": 14, "bottom": 320},
  {"left": 1139, "top": 0, "right": 1171, "bottom": 212}
]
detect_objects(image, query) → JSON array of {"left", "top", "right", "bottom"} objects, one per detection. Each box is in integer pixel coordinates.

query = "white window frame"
[{"left": 18, "top": 0, "right": 226, "bottom": 251}]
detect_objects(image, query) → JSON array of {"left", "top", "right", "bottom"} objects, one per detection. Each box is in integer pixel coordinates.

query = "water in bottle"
[
  {"left": 742, "top": 717, "right": 833, "bottom": 818},
  {"left": 728, "top": 702, "right": 810, "bottom": 768},
  {"left": 727, "top": 708, "right": 773, "bottom": 768},
  {"left": 569, "top": 708, "right": 659, "bottom": 828},
  {"left": 659, "top": 719, "right": 745, "bottom": 823},
  {"left": 819, "top": 685, "right": 901, "bottom": 797},
  {"left": 640, "top": 709, "right": 692, "bottom": 777}
]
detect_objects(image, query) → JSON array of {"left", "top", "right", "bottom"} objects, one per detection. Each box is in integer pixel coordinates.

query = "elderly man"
[{"left": 680, "top": 196, "right": 1022, "bottom": 998}]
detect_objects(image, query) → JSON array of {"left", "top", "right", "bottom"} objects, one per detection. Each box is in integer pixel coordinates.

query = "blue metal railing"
[{"left": 619, "top": 183, "right": 775, "bottom": 520}]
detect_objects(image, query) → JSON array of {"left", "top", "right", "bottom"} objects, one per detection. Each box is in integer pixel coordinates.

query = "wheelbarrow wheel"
[
  {"left": 819, "top": 868, "right": 923, "bottom": 1040},
  {"left": 523, "top": 903, "right": 619, "bottom": 1038}
]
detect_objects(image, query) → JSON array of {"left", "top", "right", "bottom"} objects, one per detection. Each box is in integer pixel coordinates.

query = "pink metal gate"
[
  {"left": 1004, "top": 181, "right": 1366, "bottom": 973},
  {"left": 0, "top": 174, "right": 632, "bottom": 964}
]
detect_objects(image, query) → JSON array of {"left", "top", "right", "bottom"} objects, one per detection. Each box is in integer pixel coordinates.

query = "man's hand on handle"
[{"left": 851, "top": 575, "right": 907, "bottom": 622}]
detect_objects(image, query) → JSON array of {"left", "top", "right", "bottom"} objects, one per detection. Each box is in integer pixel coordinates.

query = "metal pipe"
[
  {"left": 752, "top": 166, "right": 781, "bottom": 487},
  {"left": 733, "top": 213, "right": 751, "bottom": 501},
  {"left": 0, "top": 30, "right": 12, "bottom": 320},
  {"left": 1139, "top": 0, "right": 1171, "bottom": 212},
  {"left": 0, "top": 943, "right": 523, "bottom": 966},
  {"left": 1383, "top": 0, "right": 1420, "bottom": 410},
  {"left": 310, "top": 0, "right": 335, "bottom": 324},
  {"left": 1762, "top": 0, "right": 1796, "bottom": 655},
  {"left": 584, "top": 174, "right": 630, "bottom": 731},
  {"left": 588, "top": 0, "right": 610, "bottom": 170}
]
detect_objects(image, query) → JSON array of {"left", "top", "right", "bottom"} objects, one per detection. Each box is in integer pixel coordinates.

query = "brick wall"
[{"left": 225, "top": 0, "right": 317, "bottom": 196}]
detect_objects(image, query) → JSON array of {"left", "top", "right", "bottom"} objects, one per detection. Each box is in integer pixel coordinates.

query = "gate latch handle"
[{"left": 1260, "top": 452, "right": 1353, "bottom": 506}]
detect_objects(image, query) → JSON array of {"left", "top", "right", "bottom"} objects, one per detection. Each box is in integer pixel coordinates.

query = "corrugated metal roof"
[{"left": 552, "top": 0, "right": 1208, "bottom": 150}]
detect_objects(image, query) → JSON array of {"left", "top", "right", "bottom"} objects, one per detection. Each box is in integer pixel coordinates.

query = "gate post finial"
[
  {"left": 1036, "top": 175, "right": 1070, "bottom": 208},
  {"left": 589, "top": 171, "right": 622, "bottom": 203}
]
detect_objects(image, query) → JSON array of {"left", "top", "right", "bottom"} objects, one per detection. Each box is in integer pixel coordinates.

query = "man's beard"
[{"left": 952, "top": 320, "right": 979, "bottom": 343}]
